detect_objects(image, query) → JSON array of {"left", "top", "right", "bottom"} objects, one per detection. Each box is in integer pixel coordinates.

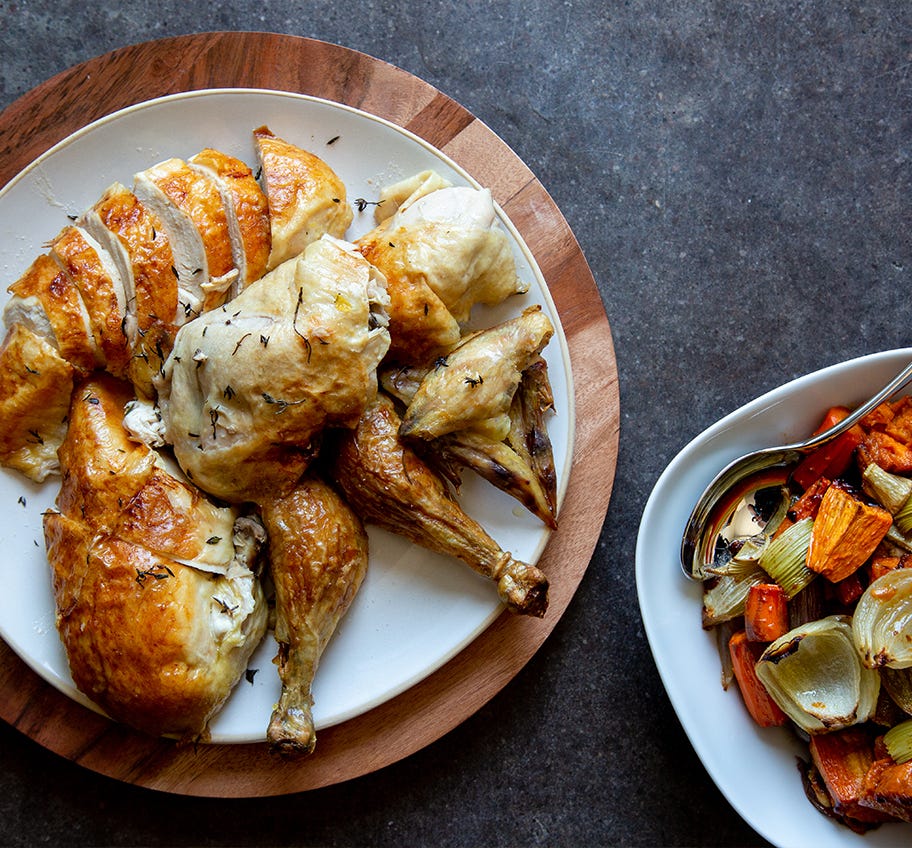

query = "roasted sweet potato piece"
[
  {"left": 869, "top": 552, "right": 912, "bottom": 583},
  {"left": 860, "top": 400, "right": 897, "bottom": 432},
  {"left": 860, "top": 759, "right": 912, "bottom": 823},
  {"left": 806, "top": 485, "right": 892, "bottom": 582},
  {"left": 886, "top": 401, "right": 912, "bottom": 445},
  {"left": 788, "top": 476, "right": 831, "bottom": 522},
  {"left": 858, "top": 430, "right": 912, "bottom": 474},
  {"left": 792, "top": 407, "right": 864, "bottom": 490},
  {"left": 834, "top": 571, "right": 865, "bottom": 607},
  {"left": 810, "top": 728, "right": 898, "bottom": 824}
]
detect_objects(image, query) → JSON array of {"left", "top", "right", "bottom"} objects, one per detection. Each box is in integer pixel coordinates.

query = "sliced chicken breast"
[
  {"left": 80, "top": 182, "right": 179, "bottom": 397},
  {"left": 49, "top": 225, "right": 131, "bottom": 378},
  {"left": 133, "top": 158, "right": 239, "bottom": 314},
  {"left": 4, "top": 253, "right": 100, "bottom": 372},
  {"left": 253, "top": 125, "right": 353, "bottom": 269},
  {"left": 0, "top": 323, "right": 76, "bottom": 481},
  {"left": 188, "top": 148, "right": 271, "bottom": 296}
]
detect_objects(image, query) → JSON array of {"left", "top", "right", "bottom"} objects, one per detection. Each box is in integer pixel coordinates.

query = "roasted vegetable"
[
  {"left": 755, "top": 616, "right": 880, "bottom": 734},
  {"left": 728, "top": 630, "right": 788, "bottom": 727},
  {"left": 805, "top": 485, "right": 891, "bottom": 583}
]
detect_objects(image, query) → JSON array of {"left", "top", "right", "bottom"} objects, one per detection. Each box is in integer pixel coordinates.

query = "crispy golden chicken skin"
[
  {"left": 254, "top": 126, "right": 353, "bottom": 270},
  {"left": 44, "top": 375, "right": 267, "bottom": 740},
  {"left": 0, "top": 323, "right": 75, "bottom": 482},
  {"left": 329, "top": 394, "right": 549, "bottom": 617},
  {"left": 260, "top": 475, "right": 369, "bottom": 758}
]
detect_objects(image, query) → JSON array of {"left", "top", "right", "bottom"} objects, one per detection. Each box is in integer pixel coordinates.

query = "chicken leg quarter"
[{"left": 330, "top": 394, "right": 549, "bottom": 617}]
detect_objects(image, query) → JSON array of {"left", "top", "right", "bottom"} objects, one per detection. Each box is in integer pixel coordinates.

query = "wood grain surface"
[{"left": 0, "top": 32, "right": 619, "bottom": 797}]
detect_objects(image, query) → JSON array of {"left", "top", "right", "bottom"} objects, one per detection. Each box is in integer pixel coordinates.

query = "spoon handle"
[{"left": 781, "top": 358, "right": 912, "bottom": 453}]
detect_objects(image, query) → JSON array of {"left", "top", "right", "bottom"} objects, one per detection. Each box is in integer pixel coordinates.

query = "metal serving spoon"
[{"left": 680, "top": 358, "right": 912, "bottom": 581}]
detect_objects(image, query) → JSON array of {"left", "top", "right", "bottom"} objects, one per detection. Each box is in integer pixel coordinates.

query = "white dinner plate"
[
  {"left": 0, "top": 89, "right": 574, "bottom": 744},
  {"left": 637, "top": 348, "right": 912, "bottom": 848}
]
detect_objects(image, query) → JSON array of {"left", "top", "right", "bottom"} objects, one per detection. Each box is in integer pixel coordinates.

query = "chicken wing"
[
  {"left": 398, "top": 305, "right": 554, "bottom": 440},
  {"left": 329, "top": 394, "right": 549, "bottom": 616},
  {"left": 260, "top": 475, "right": 369, "bottom": 758}
]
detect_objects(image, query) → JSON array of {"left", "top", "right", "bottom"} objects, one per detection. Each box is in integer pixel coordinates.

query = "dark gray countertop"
[{"left": 1, "top": 2, "right": 910, "bottom": 846}]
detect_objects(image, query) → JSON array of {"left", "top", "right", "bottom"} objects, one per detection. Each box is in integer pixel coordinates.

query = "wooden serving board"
[{"left": 0, "top": 32, "right": 619, "bottom": 796}]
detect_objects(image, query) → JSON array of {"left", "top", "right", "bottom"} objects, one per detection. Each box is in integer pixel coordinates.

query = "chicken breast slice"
[
  {"left": 188, "top": 148, "right": 271, "bottom": 296},
  {"left": 80, "top": 182, "right": 180, "bottom": 398},
  {"left": 133, "top": 158, "right": 239, "bottom": 315},
  {"left": 0, "top": 323, "right": 76, "bottom": 481},
  {"left": 49, "top": 224, "right": 131, "bottom": 378},
  {"left": 3, "top": 253, "right": 101, "bottom": 372}
]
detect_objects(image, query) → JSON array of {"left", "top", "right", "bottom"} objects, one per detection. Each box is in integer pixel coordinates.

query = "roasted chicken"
[
  {"left": 254, "top": 125, "right": 353, "bottom": 269},
  {"left": 329, "top": 393, "right": 549, "bottom": 616},
  {"left": 380, "top": 308, "right": 558, "bottom": 528},
  {"left": 0, "top": 130, "right": 339, "bottom": 478},
  {"left": 398, "top": 305, "right": 554, "bottom": 440},
  {"left": 0, "top": 144, "right": 561, "bottom": 747},
  {"left": 260, "top": 476, "right": 369, "bottom": 758},
  {"left": 159, "top": 235, "right": 390, "bottom": 503},
  {"left": 44, "top": 375, "right": 267, "bottom": 740},
  {"left": 356, "top": 175, "right": 528, "bottom": 360}
]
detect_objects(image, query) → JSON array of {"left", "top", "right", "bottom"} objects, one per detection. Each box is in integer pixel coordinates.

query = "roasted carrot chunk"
[
  {"left": 788, "top": 476, "right": 831, "bottom": 522},
  {"left": 728, "top": 630, "right": 788, "bottom": 727},
  {"left": 810, "top": 728, "right": 896, "bottom": 823},
  {"left": 792, "top": 407, "right": 864, "bottom": 490},
  {"left": 806, "top": 485, "right": 892, "bottom": 582},
  {"left": 834, "top": 571, "right": 865, "bottom": 606},
  {"left": 744, "top": 583, "right": 789, "bottom": 642}
]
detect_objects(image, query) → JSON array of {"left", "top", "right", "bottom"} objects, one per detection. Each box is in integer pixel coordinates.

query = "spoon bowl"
[{"left": 680, "top": 359, "right": 912, "bottom": 580}]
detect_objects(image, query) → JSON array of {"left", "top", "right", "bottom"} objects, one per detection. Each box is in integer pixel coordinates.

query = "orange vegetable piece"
[
  {"left": 744, "top": 583, "right": 789, "bottom": 642},
  {"left": 806, "top": 485, "right": 892, "bottom": 582},
  {"left": 809, "top": 728, "right": 896, "bottom": 824},
  {"left": 861, "top": 759, "right": 912, "bottom": 823},
  {"left": 728, "top": 630, "right": 788, "bottom": 727},
  {"left": 792, "top": 407, "right": 864, "bottom": 490},
  {"left": 869, "top": 553, "right": 912, "bottom": 582},
  {"left": 834, "top": 571, "right": 865, "bottom": 606},
  {"left": 788, "top": 476, "right": 831, "bottom": 522},
  {"left": 857, "top": 430, "right": 912, "bottom": 474},
  {"left": 886, "top": 400, "right": 912, "bottom": 445},
  {"left": 860, "top": 400, "right": 896, "bottom": 432}
]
